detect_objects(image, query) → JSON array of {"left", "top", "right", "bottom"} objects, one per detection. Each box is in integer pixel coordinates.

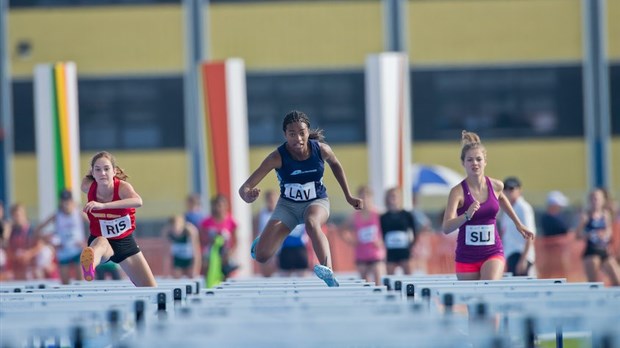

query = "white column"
[
  {"left": 225, "top": 59, "right": 251, "bottom": 277},
  {"left": 365, "top": 53, "right": 412, "bottom": 210}
]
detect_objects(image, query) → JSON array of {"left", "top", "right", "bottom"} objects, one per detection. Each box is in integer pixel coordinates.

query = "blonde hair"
[
  {"left": 86, "top": 151, "right": 129, "bottom": 181},
  {"left": 460, "top": 130, "right": 486, "bottom": 162}
]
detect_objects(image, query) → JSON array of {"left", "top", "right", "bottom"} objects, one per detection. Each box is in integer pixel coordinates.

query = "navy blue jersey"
[{"left": 276, "top": 139, "right": 328, "bottom": 202}]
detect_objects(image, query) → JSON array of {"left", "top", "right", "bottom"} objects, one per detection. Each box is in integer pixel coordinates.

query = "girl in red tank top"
[{"left": 79, "top": 151, "right": 157, "bottom": 287}]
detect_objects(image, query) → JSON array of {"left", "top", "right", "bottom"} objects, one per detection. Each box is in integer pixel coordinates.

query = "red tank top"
[{"left": 87, "top": 177, "right": 136, "bottom": 239}]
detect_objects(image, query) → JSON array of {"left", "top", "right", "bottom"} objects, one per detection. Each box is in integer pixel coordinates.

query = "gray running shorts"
[{"left": 269, "top": 197, "right": 330, "bottom": 231}]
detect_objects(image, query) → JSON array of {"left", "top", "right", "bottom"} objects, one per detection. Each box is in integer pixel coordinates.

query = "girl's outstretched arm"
[
  {"left": 239, "top": 150, "right": 280, "bottom": 204},
  {"left": 320, "top": 143, "right": 362, "bottom": 210}
]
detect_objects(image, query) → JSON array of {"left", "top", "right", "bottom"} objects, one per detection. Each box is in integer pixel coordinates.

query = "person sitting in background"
[
  {"left": 96, "top": 262, "right": 121, "bottom": 281},
  {"left": 200, "top": 194, "right": 239, "bottom": 279},
  {"left": 498, "top": 177, "right": 536, "bottom": 276},
  {"left": 381, "top": 187, "right": 416, "bottom": 276},
  {"left": 0, "top": 201, "right": 12, "bottom": 281},
  {"left": 7, "top": 203, "right": 36, "bottom": 280},
  {"left": 575, "top": 188, "right": 620, "bottom": 286},
  {"left": 185, "top": 193, "right": 207, "bottom": 230},
  {"left": 339, "top": 185, "right": 385, "bottom": 285},
  {"left": 162, "top": 215, "right": 201, "bottom": 279},
  {"left": 410, "top": 193, "right": 433, "bottom": 275},
  {"left": 278, "top": 224, "right": 310, "bottom": 277},
  {"left": 34, "top": 190, "right": 87, "bottom": 284},
  {"left": 253, "top": 190, "right": 279, "bottom": 277},
  {"left": 538, "top": 190, "right": 573, "bottom": 279}
]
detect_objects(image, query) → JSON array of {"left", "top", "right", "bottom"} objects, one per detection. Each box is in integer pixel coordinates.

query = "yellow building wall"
[
  {"left": 9, "top": 5, "right": 184, "bottom": 77},
  {"left": 608, "top": 0, "right": 620, "bottom": 60},
  {"left": 408, "top": 0, "right": 583, "bottom": 64},
  {"left": 9, "top": 0, "right": 619, "bottom": 77},
  {"left": 8, "top": 2, "right": 383, "bottom": 76},
  {"left": 209, "top": 1, "right": 383, "bottom": 69}
]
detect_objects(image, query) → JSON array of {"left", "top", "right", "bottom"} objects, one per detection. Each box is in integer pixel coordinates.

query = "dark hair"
[
  {"left": 210, "top": 193, "right": 229, "bottom": 214},
  {"left": 460, "top": 130, "right": 486, "bottom": 162},
  {"left": 86, "top": 151, "right": 128, "bottom": 181},
  {"left": 282, "top": 110, "right": 325, "bottom": 142}
]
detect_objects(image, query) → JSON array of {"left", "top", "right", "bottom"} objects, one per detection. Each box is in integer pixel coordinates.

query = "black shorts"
[
  {"left": 278, "top": 246, "right": 308, "bottom": 271},
  {"left": 583, "top": 242, "right": 609, "bottom": 261},
  {"left": 386, "top": 248, "right": 410, "bottom": 263},
  {"left": 88, "top": 234, "right": 141, "bottom": 264},
  {"left": 506, "top": 252, "right": 532, "bottom": 276},
  {"left": 173, "top": 257, "right": 193, "bottom": 269}
]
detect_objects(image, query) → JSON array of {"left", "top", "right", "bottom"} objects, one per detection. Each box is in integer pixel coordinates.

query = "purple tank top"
[{"left": 455, "top": 176, "right": 504, "bottom": 263}]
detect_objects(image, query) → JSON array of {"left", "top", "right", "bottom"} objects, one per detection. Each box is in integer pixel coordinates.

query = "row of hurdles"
[{"left": 1, "top": 272, "right": 619, "bottom": 347}]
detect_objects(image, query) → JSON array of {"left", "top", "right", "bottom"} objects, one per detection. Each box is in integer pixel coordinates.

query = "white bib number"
[
  {"left": 283, "top": 182, "right": 317, "bottom": 201},
  {"left": 99, "top": 215, "right": 132, "bottom": 238},
  {"left": 358, "top": 226, "right": 378, "bottom": 243},
  {"left": 465, "top": 224, "right": 495, "bottom": 246},
  {"left": 385, "top": 230, "right": 410, "bottom": 249},
  {"left": 171, "top": 243, "right": 194, "bottom": 259}
]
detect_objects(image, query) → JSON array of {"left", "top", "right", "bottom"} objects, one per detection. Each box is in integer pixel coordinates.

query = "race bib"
[
  {"left": 99, "top": 215, "right": 132, "bottom": 238},
  {"left": 283, "top": 182, "right": 317, "bottom": 201},
  {"left": 171, "top": 243, "right": 194, "bottom": 259},
  {"left": 465, "top": 224, "right": 495, "bottom": 246},
  {"left": 385, "top": 230, "right": 410, "bottom": 249},
  {"left": 358, "top": 226, "right": 378, "bottom": 243}
]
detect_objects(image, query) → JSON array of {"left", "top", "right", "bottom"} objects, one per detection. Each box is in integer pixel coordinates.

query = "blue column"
[
  {"left": 0, "top": 0, "right": 13, "bottom": 209},
  {"left": 184, "top": 0, "right": 210, "bottom": 211},
  {"left": 582, "top": 0, "right": 611, "bottom": 191},
  {"left": 383, "top": 0, "right": 408, "bottom": 52}
]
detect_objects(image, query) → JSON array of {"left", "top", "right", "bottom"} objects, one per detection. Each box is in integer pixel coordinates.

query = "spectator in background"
[
  {"left": 185, "top": 193, "right": 207, "bottom": 230},
  {"left": 96, "top": 262, "right": 121, "bottom": 280},
  {"left": 575, "top": 188, "right": 620, "bottom": 285},
  {"left": 539, "top": 190, "right": 572, "bottom": 279},
  {"left": 499, "top": 177, "right": 536, "bottom": 276},
  {"left": 34, "top": 190, "right": 87, "bottom": 284},
  {"left": 411, "top": 193, "right": 433, "bottom": 275},
  {"left": 381, "top": 187, "right": 416, "bottom": 276},
  {"left": 0, "top": 201, "right": 12, "bottom": 281},
  {"left": 200, "top": 194, "right": 239, "bottom": 279},
  {"left": 7, "top": 203, "right": 36, "bottom": 280},
  {"left": 32, "top": 237, "right": 58, "bottom": 280},
  {"left": 278, "top": 224, "right": 310, "bottom": 277},
  {"left": 339, "top": 185, "right": 385, "bottom": 285},
  {"left": 253, "top": 189, "right": 278, "bottom": 277},
  {"left": 162, "top": 215, "right": 201, "bottom": 279}
]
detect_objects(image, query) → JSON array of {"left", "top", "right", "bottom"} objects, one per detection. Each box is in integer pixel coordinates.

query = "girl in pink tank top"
[
  {"left": 442, "top": 131, "right": 534, "bottom": 281},
  {"left": 340, "top": 186, "right": 385, "bottom": 285}
]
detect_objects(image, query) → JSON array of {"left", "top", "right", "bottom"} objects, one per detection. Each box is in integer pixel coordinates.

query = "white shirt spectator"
[{"left": 500, "top": 196, "right": 536, "bottom": 263}]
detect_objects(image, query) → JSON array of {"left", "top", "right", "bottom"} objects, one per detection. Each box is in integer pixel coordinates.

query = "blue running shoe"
[
  {"left": 250, "top": 237, "right": 259, "bottom": 260},
  {"left": 313, "top": 264, "right": 340, "bottom": 287}
]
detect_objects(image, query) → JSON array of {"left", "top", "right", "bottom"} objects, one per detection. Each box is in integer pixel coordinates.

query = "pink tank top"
[
  {"left": 352, "top": 210, "right": 385, "bottom": 262},
  {"left": 455, "top": 176, "right": 504, "bottom": 263}
]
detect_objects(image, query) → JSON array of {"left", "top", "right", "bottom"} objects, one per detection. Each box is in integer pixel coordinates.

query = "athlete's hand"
[
  {"left": 83, "top": 201, "right": 105, "bottom": 213},
  {"left": 347, "top": 196, "right": 363, "bottom": 210},
  {"left": 518, "top": 225, "right": 535, "bottom": 240},
  {"left": 466, "top": 200, "right": 480, "bottom": 219},
  {"left": 242, "top": 187, "right": 261, "bottom": 203}
]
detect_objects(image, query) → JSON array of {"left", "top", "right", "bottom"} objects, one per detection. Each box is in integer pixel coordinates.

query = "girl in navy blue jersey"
[
  {"left": 576, "top": 188, "right": 620, "bottom": 285},
  {"left": 239, "top": 110, "right": 362, "bottom": 287}
]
